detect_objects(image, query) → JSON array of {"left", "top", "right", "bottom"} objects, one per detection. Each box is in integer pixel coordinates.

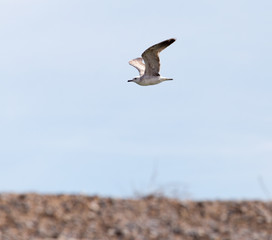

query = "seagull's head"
[{"left": 128, "top": 76, "right": 140, "bottom": 84}]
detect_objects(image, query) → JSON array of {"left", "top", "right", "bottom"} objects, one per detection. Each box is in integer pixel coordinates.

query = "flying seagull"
[{"left": 128, "top": 38, "right": 176, "bottom": 86}]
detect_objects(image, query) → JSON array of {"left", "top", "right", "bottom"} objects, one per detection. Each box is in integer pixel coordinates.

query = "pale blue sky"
[{"left": 0, "top": 0, "right": 272, "bottom": 200}]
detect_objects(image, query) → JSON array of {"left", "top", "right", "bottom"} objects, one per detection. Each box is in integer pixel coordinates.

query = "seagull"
[{"left": 128, "top": 38, "right": 176, "bottom": 86}]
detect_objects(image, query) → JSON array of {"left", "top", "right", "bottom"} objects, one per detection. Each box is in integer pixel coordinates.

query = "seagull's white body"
[
  {"left": 132, "top": 76, "right": 172, "bottom": 86},
  {"left": 128, "top": 38, "right": 176, "bottom": 86}
]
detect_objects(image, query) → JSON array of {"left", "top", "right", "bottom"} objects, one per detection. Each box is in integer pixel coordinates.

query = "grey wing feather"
[
  {"left": 129, "top": 58, "right": 145, "bottom": 76},
  {"left": 141, "top": 38, "right": 176, "bottom": 76}
]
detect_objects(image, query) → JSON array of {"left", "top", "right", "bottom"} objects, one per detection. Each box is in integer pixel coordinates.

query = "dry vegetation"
[{"left": 0, "top": 193, "right": 271, "bottom": 240}]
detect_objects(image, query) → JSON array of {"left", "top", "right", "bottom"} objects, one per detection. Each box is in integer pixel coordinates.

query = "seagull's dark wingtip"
[{"left": 169, "top": 38, "right": 176, "bottom": 43}]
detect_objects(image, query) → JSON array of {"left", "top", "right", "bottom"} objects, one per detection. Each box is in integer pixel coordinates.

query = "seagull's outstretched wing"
[
  {"left": 129, "top": 58, "right": 145, "bottom": 76},
  {"left": 141, "top": 38, "right": 176, "bottom": 77}
]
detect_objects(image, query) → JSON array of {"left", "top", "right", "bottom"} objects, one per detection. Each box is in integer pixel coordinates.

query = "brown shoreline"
[{"left": 0, "top": 194, "right": 271, "bottom": 240}]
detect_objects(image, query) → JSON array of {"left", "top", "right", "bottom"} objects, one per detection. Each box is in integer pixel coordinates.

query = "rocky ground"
[{"left": 0, "top": 194, "right": 271, "bottom": 240}]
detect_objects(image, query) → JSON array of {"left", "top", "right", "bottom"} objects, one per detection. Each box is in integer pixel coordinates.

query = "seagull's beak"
[{"left": 127, "top": 80, "right": 133, "bottom": 82}]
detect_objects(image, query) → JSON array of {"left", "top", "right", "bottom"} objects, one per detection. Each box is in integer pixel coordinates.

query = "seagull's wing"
[
  {"left": 141, "top": 38, "right": 176, "bottom": 76},
  {"left": 129, "top": 57, "right": 145, "bottom": 76}
]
